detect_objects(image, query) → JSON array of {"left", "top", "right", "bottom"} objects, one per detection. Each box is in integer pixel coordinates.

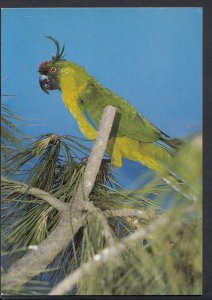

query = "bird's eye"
[{"left": 50, "top": 67, "right": 57, "bottom": 73}]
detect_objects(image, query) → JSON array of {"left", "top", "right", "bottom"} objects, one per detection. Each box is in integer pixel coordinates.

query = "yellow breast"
[{"left": 59, "top": 71, "right": 97, "bottom": 140}]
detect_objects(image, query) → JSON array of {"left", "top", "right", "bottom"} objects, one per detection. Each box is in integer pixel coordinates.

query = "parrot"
[{"left": 38, "top": 37, "right": 195, "bottom": 199}]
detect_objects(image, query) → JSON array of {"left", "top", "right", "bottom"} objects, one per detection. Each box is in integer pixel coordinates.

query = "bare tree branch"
[
  {"left": 3, "top": 210, "right": 84, "bottom": 291},
  {"left": 1, "top": 176, "right": 68, "bottom": 212},
  {"left": 2, "top": 178, "right": 151, "bottom": 218},
  {"left": 70, "top": 106, "right": 117, "bottom": 211},
  {"left": 49, "top": 215, "right": 168, "bottom": 295},
  {"left": 2, "top": 178, "right": 152, "bottom": 220},
  {"left": 3, "top": 105, "right": 116, "bottom": 292},
  {"left": 104, "top": 208, "right": 154, "bottom": 219},
  {"left": 49, "top": 204, "right": 195, "bottom": 295}
]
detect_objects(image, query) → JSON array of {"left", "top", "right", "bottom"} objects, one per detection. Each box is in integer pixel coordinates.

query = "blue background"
[{"left": 2, "top": 8, "right": 202, "bottom": 187}]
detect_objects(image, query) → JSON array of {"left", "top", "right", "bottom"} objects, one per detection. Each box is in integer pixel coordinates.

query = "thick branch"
[
  {"left": 3, "top": 210, "right": 84, "bottom": 291},
  {"left": 49, "top": 216, "right": 168, "bottom": 295},
  {"left": 71, "top": 106, "right": 117, "bottom": 210},
  {"left": 3, "top": 106, "right": 116, "bottom": 292}
]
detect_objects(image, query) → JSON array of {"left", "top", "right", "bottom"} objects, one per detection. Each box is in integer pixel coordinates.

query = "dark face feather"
[
  {"left": 38, "top": 61, "right": 60, "bottom": 94},
  {"left": 38, "top": 36, "right": 65, "bottom": 94}
]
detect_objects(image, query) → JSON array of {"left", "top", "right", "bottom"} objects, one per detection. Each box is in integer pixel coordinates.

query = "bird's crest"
[
  {"left": 38, "top": 37, "right": 65, "bottom": 72},
  {"left": 46, "top": 36, "right": 65, "bottom": 61}
]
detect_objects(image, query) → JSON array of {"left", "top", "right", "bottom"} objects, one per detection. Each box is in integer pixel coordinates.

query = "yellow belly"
[{"left": 107, "top": 136, "right": 171, "bottom": 175}]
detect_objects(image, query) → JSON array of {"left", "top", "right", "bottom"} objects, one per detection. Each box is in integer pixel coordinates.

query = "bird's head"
[
  {"left": 38, "top": 36, "right": 90, "bottom": 94},
  {"left": 38, "top": 36, "right": 66, "bottom": 94}
]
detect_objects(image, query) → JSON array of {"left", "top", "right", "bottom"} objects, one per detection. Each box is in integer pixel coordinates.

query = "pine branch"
[
  {"left": 3, "top": 210, "right": 81, "bottom": 292},
  {"left": 49, "top": 215, "right": 168, "bottom": 295},
  {"left": 104, "top": 208, "right": 153, "bottom": 219},
  {"left": 1, "top": 176, "right": 68, "bottom": 212},
  {"left": 2, "top": 106, "right": 116, "bottom": 293},
  {"left": 89, "top": 205, "right": 115, "bottom": 245}
]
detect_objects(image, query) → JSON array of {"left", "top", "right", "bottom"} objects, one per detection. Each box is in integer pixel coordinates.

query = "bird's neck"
[
  {"left": 58, "top": 64, "right": 90, "bottom": 114},
  {"left": 58, "top": 63, "right": 97, "bottom": 140}
]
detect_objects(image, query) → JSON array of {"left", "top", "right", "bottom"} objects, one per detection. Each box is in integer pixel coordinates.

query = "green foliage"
[
  {"left": 77, "top": 170, "right": 202, "bottom": 295},
  {"left": 1, "top": 106, "right": 202, "bottom": 295},
  {"left": 1, "top": 104, "right": 24, "bottom": 164}
]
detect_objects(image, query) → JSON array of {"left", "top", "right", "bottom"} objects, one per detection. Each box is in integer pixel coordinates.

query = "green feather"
[
  {"left": 78, "top": 81, "right": 161, "bottom": 143},
  {"left": 45, "top": 36, "right": 65, "bottom": 61}
]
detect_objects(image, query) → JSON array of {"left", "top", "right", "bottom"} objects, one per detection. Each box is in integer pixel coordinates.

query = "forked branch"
[{"left": 2, "top": 106, "right": 116, "bottom": 292}]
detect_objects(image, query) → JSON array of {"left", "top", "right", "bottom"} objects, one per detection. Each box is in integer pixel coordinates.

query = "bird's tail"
[
  {"left": 154, "top": 135, "right": 198, "bottom": 201},
  {"left": 162, "top": 172, "right": 198, "bottom": 202},
  {"left": 162, "top": 137, "right": 185, "bottom": 151},
  {"left": 108, "top": 135, "right": 198, "bottom": 201},
  {"left": 156, "top": 132, "right": 185, "bottom": 154},
  {"left": 134, "top": 138, "right": 197, "bottom": 201}
]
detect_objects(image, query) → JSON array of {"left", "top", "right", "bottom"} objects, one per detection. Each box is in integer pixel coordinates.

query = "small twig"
[
  {"left": 72, "top": 202, "right": 154, "bottom": 221},
  {"left": 49, "top": 216, "right": 168, "bottom": 295},
  {"left": 104, "top": 208, "right": 153, "bottom": 219},
  {"left": 1, "top": 176, "right": 68, "bottom": 212}
]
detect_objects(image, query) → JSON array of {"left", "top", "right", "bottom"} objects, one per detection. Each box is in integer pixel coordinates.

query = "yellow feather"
[
  {"left": 107, "top": 136, "right": 172, "bottom": 175},
  {"left": 58, "top": 67, "right": 97, "bottom": 140}
]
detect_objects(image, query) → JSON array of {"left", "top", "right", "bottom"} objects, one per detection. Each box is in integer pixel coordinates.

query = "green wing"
[{"left": 78, "top": 81, "right": 161, "bottom": 143}]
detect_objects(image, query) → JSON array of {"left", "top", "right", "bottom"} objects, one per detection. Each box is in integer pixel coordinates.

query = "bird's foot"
[{"left": 80, "top": 157, "right": 112, "bottom": 182}]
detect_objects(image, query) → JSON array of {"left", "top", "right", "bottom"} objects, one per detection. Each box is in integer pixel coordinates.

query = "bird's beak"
[
  {"left": 39, "top": 74, "right": 49, "bottom": 94},
  {"left": 39, "top": 74, "right": 59, "bottom": 94}
]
